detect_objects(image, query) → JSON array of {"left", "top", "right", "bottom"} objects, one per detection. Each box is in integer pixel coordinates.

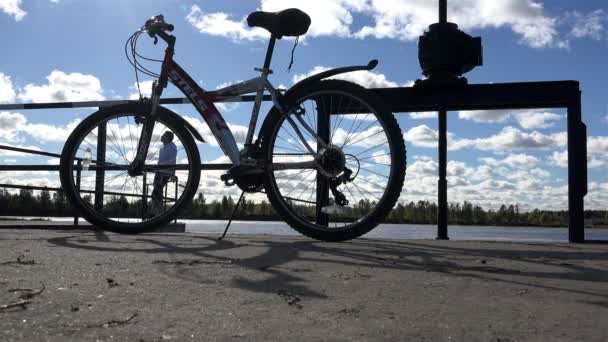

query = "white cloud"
[
  {"left": 0, "top": 0, "right": 26, "bottom": 21},
  {"left": 400, "top": 156, "right": 564, "bottom": 210},
  {"left": 128, "top": 80, "right": 155, "bottom": 100},
  {"left": 480, "top": 153, "right": 539, "bottom": 168},
  {"left": 403, "top": 124, "right": 439, "bottom": 148},
  {"left": 588, "top": 136, "right": 608, "bottom": 154},
  {"left": 409, "top": 112, "right": 437, "bottom": 120},
  {"left": 549, "top": 151, "right": 568, "bottom": 168},
  {"left": 405, "top": 125, "right": 566, "bottom": 152},
  {"left": 515, "top": 111, "right": 561, "bottom": 129},
  {"left": 459, "top": 109, "right": 512, "bottom": 123},
  {"left": 186, "top": 1, "right": 362, "bottom": 41},
  {"left": 458, "top": 109, "right": 561, "bottom": 130},
  {"left": 566, "top": 10, "right": 606, "bottom": 40},
  {"left": 588, "top": 158, "right": 605, "bottom": 169},
  {"left": 292, "top": 66, "right": 400, "bottom": 88},
  {"left": 586, "top": 182, "right": 608, "bottom": 210},
  {"left": 186, "top": 0, "right": 564, "bottom": 48},
  {"left": 457, "top": 127, "right": 566, "bottom": 151},
  {"left": 0, "top": 111, "right": 81, "bottom": 143},
  {"left": 18, "top": 70, "right": 105, "bottom": 103},
  {"left": 0, "top": 73, "right": 16, "bottom": 103},
  {"left": 356, "top": 0, "right": 558, "bottom": 48},
  {"left": 550, "top": 149, "right": 606, "bottom": 169},
  {"left": 24, "top": 119, "right": 81, "bottom": 142},
  {"left": 0, "top": 111, "right": 26, "bottom": 140},
  {"left": 185, "top": 5, "right": 268, "bottom": 41}
]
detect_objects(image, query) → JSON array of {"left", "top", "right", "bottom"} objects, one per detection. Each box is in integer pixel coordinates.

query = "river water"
[
  {"left": 6, "top": 217, "right": 608, "bottom": 242},
  {"left": 182, "top": 220, "right": 608, "bottom": 242}
]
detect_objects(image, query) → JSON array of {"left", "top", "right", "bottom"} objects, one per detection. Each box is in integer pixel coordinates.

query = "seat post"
[{"left": 262, "top": 36, "right": 277, "bottom": 70}]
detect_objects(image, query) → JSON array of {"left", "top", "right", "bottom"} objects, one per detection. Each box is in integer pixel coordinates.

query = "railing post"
[
  {"left": 74, "top": 160, "right": 81, "bottom": 226},
  {"left": 94, "top": 118, "right": 106, "bottom": 213},
  {"left": 142, "top": 172, "right": 148, "bottom": 220},
  {"left": 164, "top": 180, "right": 168, "bottom": 211},
  {"left": 567, "top": 90, "right": 586, "bottom": 243},
  {"left": 437, "top": 109, "right": 449, "bottom": 240},
  {"left": 174, "top": 176, "right": 178, "bottom": 224},
  {"left": 315, "top": 99, "right": 330, "bottom": 227}
]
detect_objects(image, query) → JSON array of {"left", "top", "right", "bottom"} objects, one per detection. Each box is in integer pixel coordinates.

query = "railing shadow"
[{"left": 45, "top": 231, "right": 608, "bottom": 307}]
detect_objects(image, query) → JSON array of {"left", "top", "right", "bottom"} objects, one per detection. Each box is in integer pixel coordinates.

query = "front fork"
[{"left": 129, "top": 82, "right": 162, "bottom": 176}]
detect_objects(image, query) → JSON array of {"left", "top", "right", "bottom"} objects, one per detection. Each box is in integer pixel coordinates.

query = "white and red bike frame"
[{"left": 131, "top": 27, "right": 378, "bottom": 173}]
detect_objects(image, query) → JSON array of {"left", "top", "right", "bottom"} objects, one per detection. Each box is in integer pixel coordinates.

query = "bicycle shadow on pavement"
[{"left": 45, "top": 231, "right": 608, "bottom": 307}]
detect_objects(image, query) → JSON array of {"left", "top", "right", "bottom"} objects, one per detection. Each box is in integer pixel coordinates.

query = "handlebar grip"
[{"left": 165, "top": 24, "right": 174, "bottom": 32}]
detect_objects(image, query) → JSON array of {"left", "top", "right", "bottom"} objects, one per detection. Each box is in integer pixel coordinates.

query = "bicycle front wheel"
[
  {"left": 260, "top": 80, "right": 406, "bottom": 242},
  {"left": 59, "top": 104, "right": 201, "bottom": 233}
]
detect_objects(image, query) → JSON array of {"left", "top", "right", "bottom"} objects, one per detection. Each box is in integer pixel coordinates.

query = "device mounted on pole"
[{"left": 417, "top": 0, "right": 483, "bottom": 86}]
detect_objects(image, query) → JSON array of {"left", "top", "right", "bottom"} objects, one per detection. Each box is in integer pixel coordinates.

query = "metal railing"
[{"left": 0, "top": 82, "right": 590, "bottom": 242}]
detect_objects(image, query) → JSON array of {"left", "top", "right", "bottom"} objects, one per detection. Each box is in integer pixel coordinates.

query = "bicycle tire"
[
  {"left": 260, "top": 80, "right": 406, "bottom": 242},
  {"left": 59, "top": 103, "right": 201, "bottom": 234}
]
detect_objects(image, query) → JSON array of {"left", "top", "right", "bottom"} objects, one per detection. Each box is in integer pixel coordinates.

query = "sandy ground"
[{"left": 0, "top": 228, "right": 607, "bottom": 342}]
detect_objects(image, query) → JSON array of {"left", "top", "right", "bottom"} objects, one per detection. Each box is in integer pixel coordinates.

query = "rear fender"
[
  {"left": 257, "top": 60, "right": 379, "bottom": 147},
  {"left": 287, "top": 59, "right": 379, "bottom": 95}
]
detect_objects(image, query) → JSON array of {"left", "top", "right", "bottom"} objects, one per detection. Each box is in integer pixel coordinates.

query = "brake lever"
[{"left": 153, "top": 36, "right": 158, "bottom": 45}]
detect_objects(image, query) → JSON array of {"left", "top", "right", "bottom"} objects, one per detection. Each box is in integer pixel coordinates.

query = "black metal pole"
[
  {"left": 437, "top": 109, "right": 449, "bottom": 240},
  {"left": 174, "top": 177, "right": 178, "bottom": 224},
  {"left": 439, "top": 0, "right": 447, "bottom": 23},
  {"left": 94, "top": 120, "right": 106, "bottom": 212},
  {"left": 567, "top": 93, "right": 586, "bottom": 243},
  {"left": 316, "top": 100, "right": 330, "bottom": 227},
  {"left": 74, "top": 160, "right": 81, "bottom": 226},
  {"left": 142, "top": 172, "right": 147, "bottom": 220}
]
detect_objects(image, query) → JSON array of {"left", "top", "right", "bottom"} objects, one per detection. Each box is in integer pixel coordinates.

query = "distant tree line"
[{"left": 0, "top": 188, "right": 607, "bottom": 227}]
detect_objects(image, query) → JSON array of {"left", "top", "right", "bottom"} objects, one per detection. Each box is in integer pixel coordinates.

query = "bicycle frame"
[
  {"left": 131, "top": 31, "right": 327, "bottom": 174},
  {"left": 165, "top": 60, "right": 324, "bottom": 163}
]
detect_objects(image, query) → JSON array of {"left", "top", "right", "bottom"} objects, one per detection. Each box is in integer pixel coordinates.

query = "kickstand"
[{"left": 218, "top": 191, "right": 245, "bottom": 240}]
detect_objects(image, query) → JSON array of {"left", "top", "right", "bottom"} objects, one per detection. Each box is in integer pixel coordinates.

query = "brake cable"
[{"left": 287, "top": 36, "right": 300, "bottom": 72}]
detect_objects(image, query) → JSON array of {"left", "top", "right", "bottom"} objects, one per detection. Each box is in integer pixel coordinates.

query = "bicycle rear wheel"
[
  {"left": 59, "top": 104, "right": 201, "bottom": 233},
  {"left": 260, "top": 80, "right": 406, "bottom": 242}
]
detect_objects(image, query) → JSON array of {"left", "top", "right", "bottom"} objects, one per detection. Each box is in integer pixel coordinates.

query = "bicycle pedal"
[
  {"left": 321, "top": 205, "right": 353, "bottom": 216},
  {"left": 220, "top": 173, "right": 236, "bottom": 186},
  {"left": 228, "top": 164, "right": 262, "bottom": 177}
]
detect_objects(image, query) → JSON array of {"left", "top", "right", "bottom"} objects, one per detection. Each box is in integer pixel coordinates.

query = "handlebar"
[{"left": 143, "top": 15, "right": 174, "bottom": 38}]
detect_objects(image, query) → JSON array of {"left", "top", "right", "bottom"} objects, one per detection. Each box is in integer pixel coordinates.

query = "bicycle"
[{"left": 59, "top": 8, "right": 406, "bottom": 242}]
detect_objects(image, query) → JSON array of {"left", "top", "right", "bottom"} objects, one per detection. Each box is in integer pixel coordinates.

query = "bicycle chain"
[{"left": 271, "top": 153, "right": 313, "bottom": 156}]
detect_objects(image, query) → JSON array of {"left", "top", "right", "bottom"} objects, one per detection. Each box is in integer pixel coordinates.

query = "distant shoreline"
[{"left": 1, "top": 216, "right": 606, "bottom": 229}]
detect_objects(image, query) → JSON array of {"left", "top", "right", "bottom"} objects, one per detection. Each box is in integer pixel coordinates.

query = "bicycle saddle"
[{"left": 247, "top": 8, "right": 311, "bottom": 39}]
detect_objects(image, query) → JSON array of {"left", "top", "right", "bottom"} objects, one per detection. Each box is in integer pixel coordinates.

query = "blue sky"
[{"left": 0, "top": 0, "right": 606, "bottom": 210}]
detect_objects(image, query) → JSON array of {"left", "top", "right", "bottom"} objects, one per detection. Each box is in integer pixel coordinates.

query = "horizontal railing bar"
[
  {"left": 0, "top": 144, "right": 62, "bottom": 158},
  {"left": 0, "top": 183, "right": 62, "bottom": 192},
  {"left": 0, "top": 95, "right": 273, "bottom": 111},
  {"left": 0, "top": 81, "right": 579, "bottom": 113},
  {"left": 372, "top": 81, "right": 580, "bottom": 112},
  {"left": 0, "top": 163, "right": 233, "bottom": 171},
  {"left": 0, "top": 182, "right": 173, "bottom": 200}
]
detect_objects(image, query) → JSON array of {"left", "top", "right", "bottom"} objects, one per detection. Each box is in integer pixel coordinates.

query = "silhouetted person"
[{"left": 149, "top": 131, "right": 177, "bottom": 216}]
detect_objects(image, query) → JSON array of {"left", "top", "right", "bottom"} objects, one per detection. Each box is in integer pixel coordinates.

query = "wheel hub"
[{"left": 317, "top": 145, "right": 346, "bottom": 177}]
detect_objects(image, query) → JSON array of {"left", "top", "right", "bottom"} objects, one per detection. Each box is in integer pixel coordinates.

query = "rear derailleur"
[{"left": 328, "top": 168, "right": 354, "bottom": 207}]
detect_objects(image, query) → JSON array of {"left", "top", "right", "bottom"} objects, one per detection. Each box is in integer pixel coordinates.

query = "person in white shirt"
[{"left": 149, "top": 131, "right": 177, "bottom": 216}]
